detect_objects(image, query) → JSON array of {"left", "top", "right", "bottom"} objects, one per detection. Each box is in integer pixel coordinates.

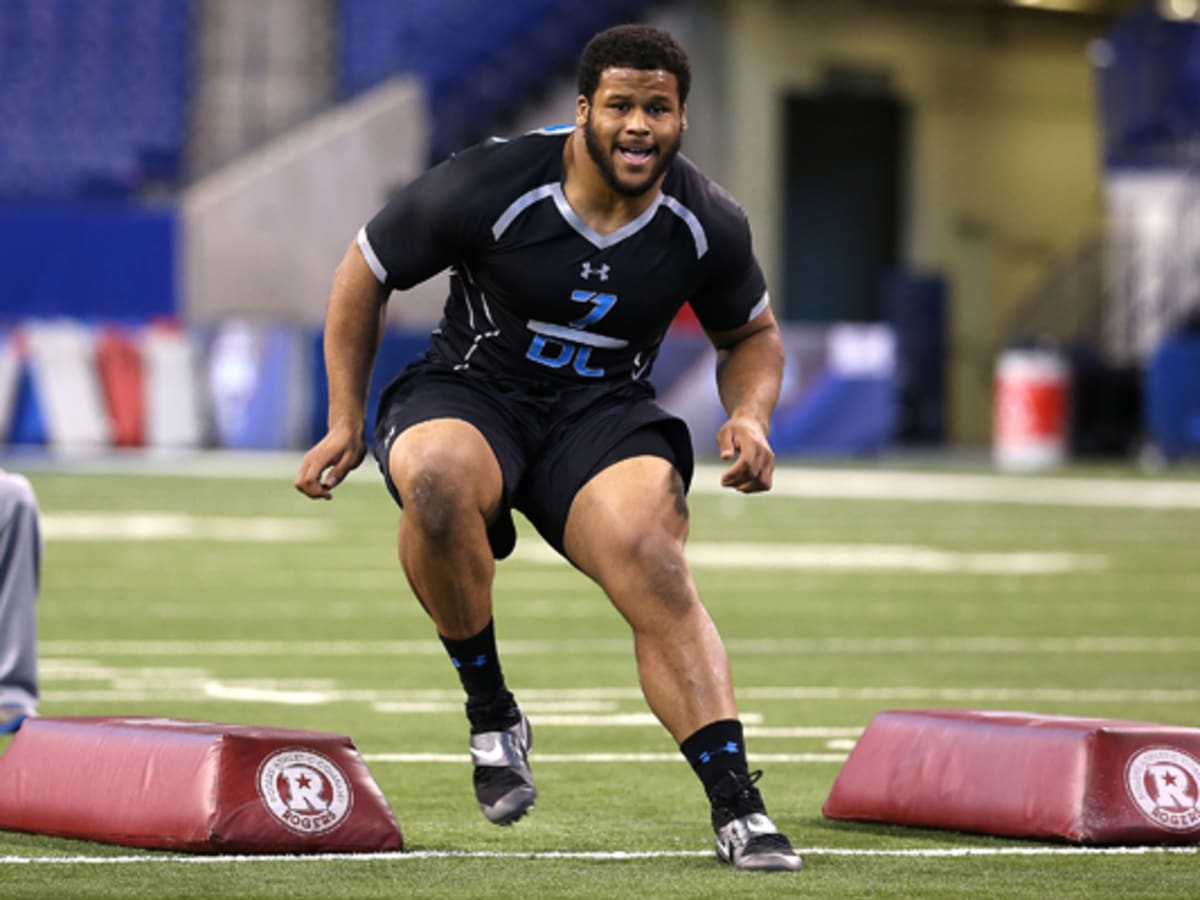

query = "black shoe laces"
[{"left": 711, "top": 769, "right": 767, "bottom": 825}]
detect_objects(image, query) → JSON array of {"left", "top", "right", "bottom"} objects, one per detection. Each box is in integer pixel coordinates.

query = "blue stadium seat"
[
  {"left": 0, "top": 0, "right": 192, "bottom": 202},
  {"left": 1097, "top": 10, "right": 1200, "bottom": 166},
  {"left": 336, "top": 0, "right": 656, "bottom": 161}
]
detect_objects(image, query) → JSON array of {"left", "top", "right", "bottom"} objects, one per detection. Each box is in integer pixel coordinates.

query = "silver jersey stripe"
[
  {"left": 659, "top": 194, "right": 709, "bottom": 259},
  {"left": 526, "top": 320, "right": 629, "bottom": 349},
  {"left": 747, "top": 290, "right": 771, "bottom": 323},
  {"left": 356, "top": 226, "right": 388, "bottom": 283},
  {"left": 550, "top": 184, "right": 664, "bottom": 250},
  {"left": 491, "top": 180, "right": 707, "bottom": 257},
  {"left": 492, "top": 184, "right": 557, "bottom": 241}
]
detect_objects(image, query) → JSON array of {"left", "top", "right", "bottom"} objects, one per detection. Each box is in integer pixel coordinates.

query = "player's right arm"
[
  {"left": 294, "top": 242, "right": 390, "bottom": 500},
  {"left": 296, "top": 141, "right": 496, "bottom": 499}
]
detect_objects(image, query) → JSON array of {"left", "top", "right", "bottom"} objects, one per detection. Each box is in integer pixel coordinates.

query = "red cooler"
[{"left": 992, "top": 349, "right": 1071, "bottom": 471}]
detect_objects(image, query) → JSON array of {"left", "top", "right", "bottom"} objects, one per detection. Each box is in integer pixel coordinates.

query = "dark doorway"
[{"left": 782, "top": 93, "right": 908, "bottom": 322}]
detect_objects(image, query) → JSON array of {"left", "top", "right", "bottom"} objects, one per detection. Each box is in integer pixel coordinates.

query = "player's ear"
[
  {"left": 576, "top": 95, "right": 589, "bottom": 127},
  {"left": 680, "top": 103, "right": 688, "bottom": 132}
]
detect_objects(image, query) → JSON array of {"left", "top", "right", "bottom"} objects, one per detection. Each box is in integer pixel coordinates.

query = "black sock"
[
  {"left": 439, "top": 620, "right": 520, "bottom": 734},
  {"left": 680, "top": 719, "right": 750, "bottom": 799}
]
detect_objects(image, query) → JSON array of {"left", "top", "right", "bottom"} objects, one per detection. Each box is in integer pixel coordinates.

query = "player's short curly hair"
[{"left": 577, "top": 24, "right": 691, "bottom": 105}]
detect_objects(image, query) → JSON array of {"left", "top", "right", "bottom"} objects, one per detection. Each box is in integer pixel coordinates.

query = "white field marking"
[
  {"left": 202, "top": 681, "right": 334, "bottom": 706},
  {"left": 372, "top": 700, "right": 618, "bottom": 714},
  {"left": 39, "top": 681, "right": 1200, "bottom": 710},
  {"left": 43, "top": 570, "right": 592, "bottom": 594},
  {"left": 24, "top": 451, "right": 1200, "bottom": 509},
  {"left": 40, "top": 681, "right": 1200, "bottom": 707},
  {"left": 2, "top": 846, "right": 1196, "bottom": 865},
  {"left": 743, "top": 726, "right": 863, "bottom": 738},
  {"left": 826, "top": 739, "right": 860, "bottom": 751},
  {"left": 40, "top": 635, "right": 1197, "bottom": 658},
  {"left": 41, "top": 513, "right": 332, "bottom": 543},
  {"left": 38, "top": 659, "right": 210, "bottom": 685},
  {"left": 512, "top": 542, "right": 1106, "bottom": 574},
  {"left": 361, "top": 752, "right": 846, "bottom": 764},
  {"left": 693, "top": 463, "right": 1200, "bottom": 510},
  {"left": 35, "top": 656, "right": 1200, "bottom": 709},
  {"left": 738, "top": 686, "right": 1200, "bottom": 704},
  {"left": 40, "top": 512, "right": 1108, "bottom": 573},
  {"left": 522, "top": 712, "right": 763, "bottom": 727}
]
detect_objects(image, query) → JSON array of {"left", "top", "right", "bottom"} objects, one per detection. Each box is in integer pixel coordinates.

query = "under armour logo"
[
  {"left": 698, "top": 741, "right": 740, "bottom": 764},
  {"left": 580, "top": 262, "right": 610, "bottom": 282}
]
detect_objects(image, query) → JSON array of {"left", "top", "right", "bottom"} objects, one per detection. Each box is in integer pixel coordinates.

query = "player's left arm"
[{"left": 707, "top": 303, "right": 784, "bottom": 493}]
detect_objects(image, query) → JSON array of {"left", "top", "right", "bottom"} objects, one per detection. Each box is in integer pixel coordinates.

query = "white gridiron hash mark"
[
  {"left": 41, "top": 686, "right": 1200, "bottom": 705},
  {"left": 362, "top": 753, "right": 846, "bottom": 764},
  {"left": 743, "top": 727, "right": 864, "bottom": 738},
  {"left": 39, "top": 636, "right": 1199, "bottom": 657},
  {"left": 37, "top": 668, "right": 1200, "bottom": 707},
  {"left": 694, "top": 463, "right": 1200, "bottom": 510},
  {"left": 39, "top": 513, "right": 1106, "bottom": 572},
  {"left": 23, "top": 454, "right": 1200, "bottom": 509},
  {"left": 41, "top": 513, "right": 332, "bottom": 542},
  {"left": 522, "top": 712, "right": 763, "bottom": 727},
  {"left": 511, "top": 542, "right": 1107, "bottom": 574},
  {"left": 1, "top": 846, "right": 1196, "bottom": 865}
]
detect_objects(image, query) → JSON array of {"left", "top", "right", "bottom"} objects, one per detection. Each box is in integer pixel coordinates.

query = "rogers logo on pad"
[
  {"left": 1124, "top": 746, "right": 1200, "bottom": 832},
  {"left": 256, "top": 748, "right": 354, "bottom": 836}
]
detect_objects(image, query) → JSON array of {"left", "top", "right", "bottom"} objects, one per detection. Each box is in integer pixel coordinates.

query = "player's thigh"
[
  {"left": 388, "top": 419, "right": 505, "bottom": 523},
  {"left": 563, "top": 454, "right": 690, "bottom": 588}
]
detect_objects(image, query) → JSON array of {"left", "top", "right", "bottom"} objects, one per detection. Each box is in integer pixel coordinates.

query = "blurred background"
[{"left": 1, "top": 0, "right": 1199, "bottom": 467}]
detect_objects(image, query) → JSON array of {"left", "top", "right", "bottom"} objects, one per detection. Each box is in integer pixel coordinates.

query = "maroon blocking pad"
[
  {"left": 0, "top": 717, "right": 403, "bottom": 853},
  {"left": 823, "top": 709, "right": 1200, "bottom": 844}
]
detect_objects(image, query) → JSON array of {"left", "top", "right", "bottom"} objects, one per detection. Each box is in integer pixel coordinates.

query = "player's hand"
[
  {"left": 294, "top": 425, "right": 366, "bottom": 500},
  {"left": 716, "top": 416, "right": 774, "bottom": 493}
]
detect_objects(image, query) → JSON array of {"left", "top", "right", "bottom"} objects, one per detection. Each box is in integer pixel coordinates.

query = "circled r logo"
[
  {"left": 1124, "top": 746, "right": 1200, "bottom": 832},
  {"left": 257, "top": 748, "right": 354, "bottom": 836}
]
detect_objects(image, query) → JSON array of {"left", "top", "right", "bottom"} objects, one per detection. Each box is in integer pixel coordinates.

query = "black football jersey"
[{"left": 359, "top": 126, "right": 769, "bottom": 385}]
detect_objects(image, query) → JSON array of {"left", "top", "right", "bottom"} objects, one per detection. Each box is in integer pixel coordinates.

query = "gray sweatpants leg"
[{"left": 0, "top": 472, "right": 40, "bottom": 712}]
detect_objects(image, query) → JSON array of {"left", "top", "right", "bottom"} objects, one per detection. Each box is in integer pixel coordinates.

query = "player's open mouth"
[{"left": 617, "top": 146, "right": 655, "bottom": 165}]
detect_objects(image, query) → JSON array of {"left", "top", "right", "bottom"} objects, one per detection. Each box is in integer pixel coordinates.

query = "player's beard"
[{"left": 583, "top": 114, "right": 682, "bottom": 197}]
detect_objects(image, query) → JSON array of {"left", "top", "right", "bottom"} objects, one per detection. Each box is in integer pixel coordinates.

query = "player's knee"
[
  {"left": 392, "top": 456, "right": 478, "bottom": 544},
  {"left": 617, "top": 527, "right": 694, "bottom": 607}
]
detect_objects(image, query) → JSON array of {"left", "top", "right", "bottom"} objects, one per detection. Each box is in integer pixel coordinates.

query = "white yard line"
[
  {"left": 38, "top": 684, "right": 1200, "bottom": 706},
  {"left": 0, "top": 846, "right": 1195, "bottom": 865},
  {"left": 41, "top": 514, "right": 332, "bottom": 542},
  {"left": 17, "top": 453, "right": 1200, "bottom": 509},
  {"left": 738, "top": 686, "right": 1200, "bottom": 703},
  {"left": 40, "top": 513, "right": 1110, "bottom": 573},
  {"left": 513, "top": 543, "right": 1106, "bottom": 574},
  {"left": 744, "top": 726, "right": 864, "bottom": 738},
  {"left": 507, "top": 712, "right": 762, "bottom": 727},
  {"left": 39, "top": 636, "right": 1197, "bottom": 657},
  {"left": 695, "top": 464, "right": 1200, "bottom": 509},
  {"left": 362, "top": 752, "right": 845, "bottom": 764}
]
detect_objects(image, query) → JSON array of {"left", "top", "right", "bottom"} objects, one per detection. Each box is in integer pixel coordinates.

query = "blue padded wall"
[{"left": 0, "top": 206, "right": 177, "bottom": 320}]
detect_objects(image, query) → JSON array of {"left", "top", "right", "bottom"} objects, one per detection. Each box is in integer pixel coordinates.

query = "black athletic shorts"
[{"left": 372, "top": 360, "right": 694, "bottom": 560}]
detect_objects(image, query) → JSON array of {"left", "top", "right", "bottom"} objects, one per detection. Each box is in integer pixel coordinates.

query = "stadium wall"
[
  {"left": 0, "top": 321, "right": 895, "bottom": 459},
  {"left": 179, "top": 74, "right": 445, "bottom": 328},
  {"left": 707, "top": 1, "right": 1109, "bottom": 445}
]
